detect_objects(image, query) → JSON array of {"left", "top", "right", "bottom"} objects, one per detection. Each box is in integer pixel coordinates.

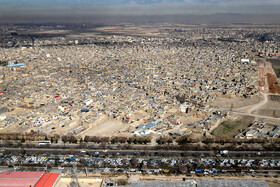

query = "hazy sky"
[{"left": 0, "top": 0, "right": 280, "bottom": 23}]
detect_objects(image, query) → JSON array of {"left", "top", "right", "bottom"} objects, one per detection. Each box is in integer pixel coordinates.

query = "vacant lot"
[
  {"left": 56, "top": 178, "right": 102, "bottom": 187},
  {"left": 268, "top": 58, "right": 280, "bottom": 78},
  {"left": 210, "top": 96, "right": 261, "bottom": 110},
  {"left": 79, "top": 117, "right": 129, "bottom": 138},
  {"left": 212, "top": 116, "right": 255, "bottom": 137}
]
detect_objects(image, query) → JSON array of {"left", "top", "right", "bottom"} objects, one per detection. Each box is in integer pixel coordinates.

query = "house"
[
  {"left": 246, "top": 129, "right": 258, "bottom": 139},
  {"left": 269, "top": 126, "right": 280, "bottom": 137}
]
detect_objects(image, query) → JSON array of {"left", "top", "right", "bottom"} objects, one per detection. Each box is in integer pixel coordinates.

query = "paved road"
[
  {"left": 0, "top": 165, "right": 279, "bottom": 177},
  {"left": 2, "top": 148, "right": 280, "bottom": 158}
]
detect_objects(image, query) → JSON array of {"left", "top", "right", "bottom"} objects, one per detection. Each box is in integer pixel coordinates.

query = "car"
[
  {"left": 103, "top": 168, "right": 110, "bottom": 173},
  {"left": 58, "top": 167, "right": 64, "bottom": 170}
]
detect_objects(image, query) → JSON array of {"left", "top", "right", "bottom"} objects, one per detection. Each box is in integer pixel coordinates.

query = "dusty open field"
[
  {"left": 79, "top": 173, "right": 280, "bottom": 187},
  {"left": 253, "top": 95, "right": 280, "bottom": 118},
  {"left": 92, "top": 25, "right": 167, "bottom": 37},
  {"left": 56, "top": 178, "right": 102, "bottom": 187},
  {"left": 210, "top": 96, "right": 262, "bottom": 110},
  {"left": 79, "top": 116, "right": 129, "bottom": 138}
]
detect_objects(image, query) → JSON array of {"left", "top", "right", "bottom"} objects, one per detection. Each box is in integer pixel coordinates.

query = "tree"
[
  {"left": 117, "top": 179, "right": 128, "bottom": 186},
  {"left": 62, "top": 136, "right": 68, "bottom": 143},
  {"left": 127, "top": 138, "right": 132, "bottom": 144},
  {"left": 111, "top": 139, "right": 116, "bottom": 144},
  {"left": 84, "top": 136, "right": 91, "bottom": 142},
  {"left": 130, "top": 157, "right": 138, "bottom": 167},
  {"left": 119, "top": 137, "right": 127, "bottom": 144},
  {"left": 167, "top": 138, "right": 173, "bottom": 144},
  {"left": 101, "top": 137, "right": 110, "bottom": 144}
]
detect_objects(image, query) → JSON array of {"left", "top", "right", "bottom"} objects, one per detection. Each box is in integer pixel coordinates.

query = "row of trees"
[
  {"left": 84, "top": 135, "right": 151, "bottom": 145},
  {"left": 156, "top": 137, "right": 173, "bottom": 145},
  {"left": 61, "top": 135, "right": 78, "bottom": 143},
  {"left": 176, "top": 135, "right": 280, "bottom": 145},
  {"left": 0, "top": 130, "right": 60, "bottom": 142}
]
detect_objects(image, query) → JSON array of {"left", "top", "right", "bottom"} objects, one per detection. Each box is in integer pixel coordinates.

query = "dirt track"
[{"left": 258, "top": 58, "right": 280, "bottom": 94}]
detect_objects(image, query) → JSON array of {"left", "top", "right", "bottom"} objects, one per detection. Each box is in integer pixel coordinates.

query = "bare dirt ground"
[
  {"left": 0, "top": 108, "right": 31, "bottom": 133},
  {"left": 79, "top": 173, "right": 280, "bottom": 187},
  {"left": 258, "top": 58, "right": 280, "bottom": 94},
  {"left": 92, "top": 25, "right": 166, "bottom": 37},
  {"left": 56, "top": 178, "right": 102, "bottom": 187},
  {"left": 79, "top": 116, "right": 129, "bottom": 138},
  {"left": 236, "top": 93, "right": 268, "bottom": 114},
  {"left": 252, "top": 95, "right": 280, "bottom": 118},
  {"left": 210, "top": 96, "right": 262, "bottom": 110}
]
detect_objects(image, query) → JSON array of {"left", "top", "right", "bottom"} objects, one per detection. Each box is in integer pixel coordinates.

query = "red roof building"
[
  {"left": 0, "top": 172, "right": 60, "bottom": 187},
  {"left": 35, "top": 173, "right": 60, "bottom": 187}
]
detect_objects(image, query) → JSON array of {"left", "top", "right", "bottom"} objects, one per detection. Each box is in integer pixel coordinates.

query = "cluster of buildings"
[
  {"left": 235, "top": 121, "right": 280, "bottom": 139},
  {"left": 0, "top": 24, "right": 279, "bottom": 138}
]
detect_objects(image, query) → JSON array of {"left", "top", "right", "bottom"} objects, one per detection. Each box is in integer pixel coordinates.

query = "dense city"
[{"left": 0, "top": 23, "right": 280, "bottom": 186}]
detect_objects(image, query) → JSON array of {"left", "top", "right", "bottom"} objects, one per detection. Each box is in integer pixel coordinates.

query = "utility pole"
[
  {"left": 85, "top": 167, "right": 88, "bottom": 177},
  {"left": 70, "top": 164, "right": 81, "bottom": 187}
]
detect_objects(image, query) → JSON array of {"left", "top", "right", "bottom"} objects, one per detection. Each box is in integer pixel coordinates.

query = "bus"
[{"left": 38, "top": 140, "right": 51, "bottom": 145}]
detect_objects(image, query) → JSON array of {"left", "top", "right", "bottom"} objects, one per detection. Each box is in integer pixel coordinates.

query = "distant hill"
[{"left": 1, "top": 13, "right": 280, "bottom": 24}]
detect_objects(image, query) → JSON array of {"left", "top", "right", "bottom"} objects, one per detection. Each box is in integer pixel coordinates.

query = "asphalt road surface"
[{"left": 2, "top": 147, "right": 280, "bottom": 158}]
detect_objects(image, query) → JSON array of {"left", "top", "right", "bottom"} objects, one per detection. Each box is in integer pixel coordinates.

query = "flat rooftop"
[{"left": 0, "top": 172, "right": 60, "bottom": 187}]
